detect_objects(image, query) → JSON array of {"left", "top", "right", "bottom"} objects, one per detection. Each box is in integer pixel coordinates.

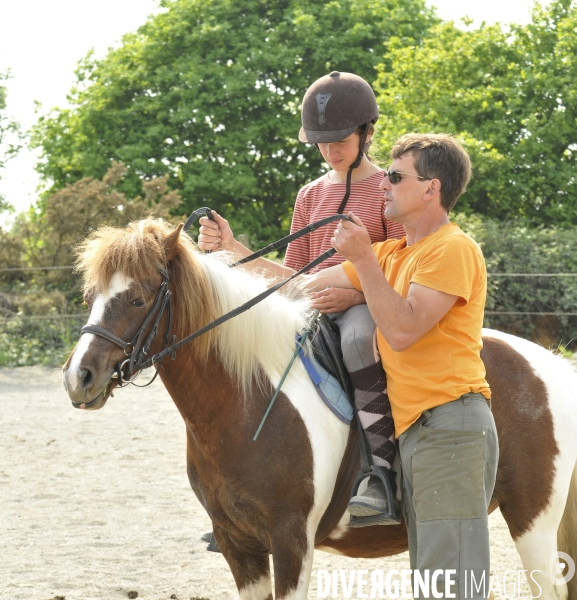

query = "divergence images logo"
[{"left": 549, "top": 552, "right": 576, "bottom": 586}]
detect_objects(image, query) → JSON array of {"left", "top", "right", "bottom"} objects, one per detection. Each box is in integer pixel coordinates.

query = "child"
[{"left": 198, "top": 72, "right": 403, "bottom": 526}]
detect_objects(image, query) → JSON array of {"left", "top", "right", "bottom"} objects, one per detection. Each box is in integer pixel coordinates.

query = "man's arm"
[
  {"left": 333, "top": 214, "right": 458, "bottom": 352},
  {"left": 303, "top": 263, "right": 355, "bottom": 292},
  {"left": 351, "top": 256, "right": 457, "bottom": 351}
]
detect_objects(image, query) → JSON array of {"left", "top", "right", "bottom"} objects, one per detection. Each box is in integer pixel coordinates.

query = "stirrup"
[{"left": 348, "top": 465, "right": 401, "bottom": 528}]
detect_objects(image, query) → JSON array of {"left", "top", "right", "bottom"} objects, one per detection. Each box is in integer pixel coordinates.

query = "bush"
[
  {"left": 2, "top": 211, "right": 576, "bottom": 367},
  {"left": 0, "top": 163, "right": 183, "bottom": 367},
  {"left": 454, "top": 213, "right": 577, "bottom": 351},
  {"left": 0, "top": 315, "right": 85, "bottom": 367}
]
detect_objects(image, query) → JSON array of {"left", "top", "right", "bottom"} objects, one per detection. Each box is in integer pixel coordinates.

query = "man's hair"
[{"left": 390, "top": 133, "right": 472, "bottom": 212}]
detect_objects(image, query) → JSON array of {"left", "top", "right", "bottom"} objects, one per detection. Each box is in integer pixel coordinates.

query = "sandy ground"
[{"left": 0, "top": 366, "right": 527, "bottom": 600}]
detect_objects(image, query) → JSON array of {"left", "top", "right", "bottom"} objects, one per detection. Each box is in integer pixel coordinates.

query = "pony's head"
[
  {"left": 62, "top": 218, "right": 216, "bottom": 409},
  {"left": 63, "top": 217, "right": 313, "bottom": 412}
]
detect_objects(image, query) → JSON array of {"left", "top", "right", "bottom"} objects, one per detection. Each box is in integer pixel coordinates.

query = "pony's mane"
[{"left": 75, "top": 218, "right": 313, "bottom": 395}]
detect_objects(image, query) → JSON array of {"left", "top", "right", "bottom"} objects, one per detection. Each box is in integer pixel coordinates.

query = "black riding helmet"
[{"left": 299, "top": 71, "right": 379, "bottom": 213}]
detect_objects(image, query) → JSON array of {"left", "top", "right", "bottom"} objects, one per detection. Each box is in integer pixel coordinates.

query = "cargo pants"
[{"left": 398, "top": 393, "right": 499, "bottom": 599}]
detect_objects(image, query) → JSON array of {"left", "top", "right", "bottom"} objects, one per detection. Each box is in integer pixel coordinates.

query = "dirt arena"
[{"left": 1, "top": 366, "right": 526, "bottom": 600}]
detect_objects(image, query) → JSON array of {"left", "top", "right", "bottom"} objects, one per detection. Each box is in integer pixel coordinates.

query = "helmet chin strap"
[
  {"left": 314, "top": 122, "right": 371, "bottom": 215},
  {"left": 337, "top": 123, "right": 370, "bottom": 215}
]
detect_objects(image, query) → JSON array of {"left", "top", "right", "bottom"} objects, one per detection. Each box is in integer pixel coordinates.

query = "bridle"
[
  {"left": 81, "top": 269, "right": 174, "bottom": 387},
  {"left": 79, "top": 207, "right": 353, "bottom": 389}
]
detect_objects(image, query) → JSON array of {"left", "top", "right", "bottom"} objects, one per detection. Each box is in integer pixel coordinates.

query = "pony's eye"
[{"left": 131, "top": 298, "right": 146, "bottom": 307}]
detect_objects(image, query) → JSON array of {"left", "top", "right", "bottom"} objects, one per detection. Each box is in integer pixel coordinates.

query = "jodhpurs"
[{"left": 331, "top": 304, "right": 376, "bottom": 371}]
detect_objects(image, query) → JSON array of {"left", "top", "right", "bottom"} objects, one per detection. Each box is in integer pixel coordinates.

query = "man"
[{"left": 199, "top": 133, "right": 498, "bottom": 599}]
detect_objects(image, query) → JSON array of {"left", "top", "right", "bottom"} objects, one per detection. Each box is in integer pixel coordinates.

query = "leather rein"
[{"left": 80, "top": 207, "right": 353, "bottom": 388}]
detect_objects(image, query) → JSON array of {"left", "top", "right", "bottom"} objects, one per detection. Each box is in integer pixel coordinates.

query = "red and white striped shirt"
[{"left": 284, "top": 171, "right": 405, "bottom": 273}]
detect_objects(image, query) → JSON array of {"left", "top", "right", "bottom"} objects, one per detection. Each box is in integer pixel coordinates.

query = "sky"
[{"left": 0, "top": 0, "right": 548, "bottom": 214}]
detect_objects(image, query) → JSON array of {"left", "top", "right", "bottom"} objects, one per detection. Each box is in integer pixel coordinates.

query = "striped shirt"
[{"left": 284, "top": 171, "right": 406, "bottom": 273}]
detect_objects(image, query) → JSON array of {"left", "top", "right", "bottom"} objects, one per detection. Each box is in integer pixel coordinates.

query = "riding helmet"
[{"left": 298, "top": 71, "right": 379, "bottom": 144}]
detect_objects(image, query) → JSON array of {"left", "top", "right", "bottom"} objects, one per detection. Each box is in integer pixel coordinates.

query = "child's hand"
[
  {"left": 311, "top": 287, "right": 365, "bottom": 313},
  {"left": 198, "top": 211, "right": 235, "bottom": 251}
]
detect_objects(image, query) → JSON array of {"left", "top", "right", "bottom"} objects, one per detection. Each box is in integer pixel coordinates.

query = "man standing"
[
  {"left": 329, "top": 133, "right": 499, "bottom": 599},
  {"left": 198, "top": 133, "right": 498, "bottom": 599}
]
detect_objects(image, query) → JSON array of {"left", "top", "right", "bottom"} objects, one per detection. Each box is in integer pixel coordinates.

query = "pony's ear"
[{"left": 164, "top": 223, "right": 184, "bottom": 262}]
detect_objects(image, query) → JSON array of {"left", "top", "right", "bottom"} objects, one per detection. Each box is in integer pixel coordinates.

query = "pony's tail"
[{"left": 558, "top": 462, "right": 577, "bottom": 599}]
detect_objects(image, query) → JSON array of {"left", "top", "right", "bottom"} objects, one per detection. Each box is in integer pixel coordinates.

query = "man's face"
[{"left": 379, "top": 152, "right": 427, "bottom": 224}]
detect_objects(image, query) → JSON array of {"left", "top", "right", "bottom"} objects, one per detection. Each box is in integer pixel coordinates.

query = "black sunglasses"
[{"left": 385, "top": 170, "right": 431, "bottom": 184}]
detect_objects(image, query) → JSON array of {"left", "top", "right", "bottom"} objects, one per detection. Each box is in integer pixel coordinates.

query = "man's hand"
[
  {"left": 311, "top": 287, "right": 365, "bottom": 314},
  {"left": 198, "top": 211, "right": 235, "bottom": 252},
  {"left": 331, "top": 212, "right": 374, "bottom": 265}
]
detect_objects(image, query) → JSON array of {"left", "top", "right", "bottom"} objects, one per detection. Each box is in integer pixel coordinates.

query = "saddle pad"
[{"left": 296, "top": 336, "right": 353, "bottom": 425}]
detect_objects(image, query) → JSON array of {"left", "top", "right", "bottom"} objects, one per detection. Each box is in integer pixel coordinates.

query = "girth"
[{"left": 306, "top": 315, "right": 365, "bottom": 544}]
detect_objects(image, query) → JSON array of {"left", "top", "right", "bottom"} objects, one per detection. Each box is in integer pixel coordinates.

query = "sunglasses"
[{"left": 385, "top": 170, "right": 431, "bottom": 184}]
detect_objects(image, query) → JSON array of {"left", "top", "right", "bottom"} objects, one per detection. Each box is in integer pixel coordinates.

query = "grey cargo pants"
[{"left": 399, "top": 393, "right": 499, "bottom": 599}]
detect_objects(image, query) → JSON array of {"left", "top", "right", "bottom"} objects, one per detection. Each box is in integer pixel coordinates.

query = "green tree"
[
  {"left": 0, "top": 70, "right": 21, "bottom": 209},
  {"left": 32, "top": 0, "right": 437, "bottom": 244},
  {"left": 374, "top": 0, "right": 577, "bottom": 227}
]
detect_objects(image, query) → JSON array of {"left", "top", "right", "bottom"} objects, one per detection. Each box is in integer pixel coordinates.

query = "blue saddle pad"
[{"left": 296, "top": 337, "right": 353, "bottom": 425}]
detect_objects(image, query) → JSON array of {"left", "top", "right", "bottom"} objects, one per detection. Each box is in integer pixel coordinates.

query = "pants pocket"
[{"left": 412, "top": 424, "right": 486, "bottom": 521}]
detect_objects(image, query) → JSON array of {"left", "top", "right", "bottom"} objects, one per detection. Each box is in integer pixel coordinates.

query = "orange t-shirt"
[{"left": 342, "top": 223, "right": 490, "bottom": 437}]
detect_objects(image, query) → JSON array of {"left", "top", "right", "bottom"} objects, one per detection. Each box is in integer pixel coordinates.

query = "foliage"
[
  {"left": 0, "top": 165, "right": 183, "bottom": 366},
  {"left": 374, "top": 0, "right": 577, "bottom": 227},
  {"left": 32, "top": 0, "right": 437, "bottom": 245},
  {"left": 0, "top": 70, "right": 21, "bottom": 205},
  {"left": 454, "top": 213, "right": 577, "bottom": 351},
  {"left": 0, "top": 316, "right": 86, "bottom": 367},
  {"left": 3, "top": 205, "right": 577, "bottom": 365},
  {"left": 16, "top": 161, "right": 182, "bottom": 274}
]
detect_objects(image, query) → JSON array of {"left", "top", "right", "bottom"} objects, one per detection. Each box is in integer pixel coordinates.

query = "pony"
[{"left": 62, "top": 218, "right": 577, "bottom": 600}]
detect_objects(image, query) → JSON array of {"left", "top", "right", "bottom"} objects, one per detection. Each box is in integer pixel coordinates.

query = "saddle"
[
  {"left": 296, "top": 314, "right": 354, "bottom": 425},
  {"left": 309, "top": 314, "right": 354, "bottom": 400}
]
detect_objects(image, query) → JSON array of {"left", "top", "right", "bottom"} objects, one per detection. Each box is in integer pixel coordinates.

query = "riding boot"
[{"left": 346, "top": 361, "right": 400, "bottom": 522}]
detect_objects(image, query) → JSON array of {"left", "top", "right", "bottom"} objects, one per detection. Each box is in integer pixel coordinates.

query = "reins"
[
  {"left": 184, "top": 207, "right": 350, "bottom": 268},
  {"left": 82, "top": 207, "right": 353, "bottom": 389},
  {"left": 134, "top": 208, "right": 352, "bottom": 371}
]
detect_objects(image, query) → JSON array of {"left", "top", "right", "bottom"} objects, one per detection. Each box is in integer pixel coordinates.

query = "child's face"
[{"left": 317, "top": 132, "right": 363, "bottom": 172}]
